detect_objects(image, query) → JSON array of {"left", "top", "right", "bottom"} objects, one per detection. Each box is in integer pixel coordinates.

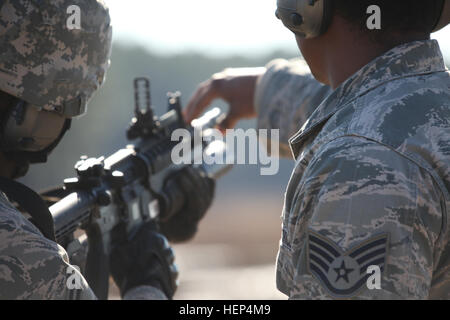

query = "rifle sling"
[{"left": 0, "top": 177, "right": 56, "bottom": 242}]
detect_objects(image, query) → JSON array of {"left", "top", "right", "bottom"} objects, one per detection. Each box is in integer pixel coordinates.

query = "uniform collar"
[{"left": 289, "top": 40, "right": 447, "bottom": 158}]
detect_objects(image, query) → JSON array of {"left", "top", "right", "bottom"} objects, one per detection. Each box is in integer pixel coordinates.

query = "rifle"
[{"left": 44, "top": 78, "right": 231, "bottom": 299}]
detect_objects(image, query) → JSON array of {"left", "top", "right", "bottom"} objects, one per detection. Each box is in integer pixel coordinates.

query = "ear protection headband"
[
  {"left": 276, "top": 0, "right": 450, "bottom": 39},
  {"left": 275, "top": 0, "right": 333, "bottom": 39}
]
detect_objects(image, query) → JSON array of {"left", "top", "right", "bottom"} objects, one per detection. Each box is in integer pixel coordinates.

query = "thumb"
[{"left": 217, "top": 113, "right": 240, "bottom": 134}]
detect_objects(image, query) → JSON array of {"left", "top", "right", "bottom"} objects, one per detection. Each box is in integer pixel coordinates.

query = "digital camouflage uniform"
[
  {"left": 0, "top": 192, "right": 96, "bottom": 299},
  {"left": 255, "top": 40, "right": 449, "bottom": 299},
  {"left": 0, "top": 192, "right": 166, "bottom": 299},
  {"left": 0, "top": 0, "right": 166, "bottom": 300}
]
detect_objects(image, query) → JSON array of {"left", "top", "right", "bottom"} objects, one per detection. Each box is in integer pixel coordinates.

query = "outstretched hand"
[{"left": 183, "top": 67, "right": 266, "bottom": 132}]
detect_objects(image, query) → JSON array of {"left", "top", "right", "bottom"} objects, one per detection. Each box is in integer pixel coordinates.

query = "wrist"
[
  {"left": 123, "top": 285, "right": 168, "bottom": 300},
  {"left": 120, "top": 276, "right": 166, "bottom": 299}
]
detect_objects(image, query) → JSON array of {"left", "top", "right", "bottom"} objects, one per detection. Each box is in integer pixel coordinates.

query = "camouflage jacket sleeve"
[
  {"left": 254, "top": 58, "right": 332, "bottom": 158},
  {"left": 0, "top": 192, "right": 96, "bottom": 300},
  {"left": 282, "top": 136, "right": 446, "bottom": 299},
  {"left": 0, "top": 192, "right": 167, "bottom": 300}
]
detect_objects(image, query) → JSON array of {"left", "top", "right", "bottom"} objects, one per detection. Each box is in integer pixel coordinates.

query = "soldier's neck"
[{"left": 325, "top": 33, "right": 430, "bottom": 90}]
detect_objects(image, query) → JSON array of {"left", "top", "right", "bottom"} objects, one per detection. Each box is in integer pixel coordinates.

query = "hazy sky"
[{"left": 104, "top": 0, "right": 450, "bottom": 58}]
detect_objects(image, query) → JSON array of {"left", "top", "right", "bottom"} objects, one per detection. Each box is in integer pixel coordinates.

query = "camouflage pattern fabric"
[
  {"left": 0, "top": 0, "right": 112, "bottom": 117},
  {"left": 255, "top": 40, "right": 450, "bottom": 299},
  {"left": 255, "top": 58, "right": 332, "bottom": 158},
  {"left": 0, "top": 191, "right": 167, "bottom": 299},
  {"left": 0, "top": 191, "right": 95, "bottom": 299}
]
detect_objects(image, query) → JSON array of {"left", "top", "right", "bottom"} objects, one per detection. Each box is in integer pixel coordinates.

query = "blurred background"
[{"left": 20, "top": 0, "right": 450, "bottom": 299}]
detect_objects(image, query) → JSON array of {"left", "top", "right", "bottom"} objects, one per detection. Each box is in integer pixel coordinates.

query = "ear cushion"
[{"left": 276, "top": 0, "right": 334, "bottom": 38}]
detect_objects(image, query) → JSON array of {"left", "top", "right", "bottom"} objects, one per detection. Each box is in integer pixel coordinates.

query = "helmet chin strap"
[{"left": 0, "top": 176, "right": 56, "bottom": 241}]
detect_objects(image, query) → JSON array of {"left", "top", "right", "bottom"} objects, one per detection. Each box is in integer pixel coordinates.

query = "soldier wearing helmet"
[
  {"left": 185, "top": 0, "right": 450, "bottom": 299},
  {"left": 0, "top": 0, "right": 112, "bottom": 177},
  {"left": 0, "top": 0, "right": 179, "bottom": 299}
]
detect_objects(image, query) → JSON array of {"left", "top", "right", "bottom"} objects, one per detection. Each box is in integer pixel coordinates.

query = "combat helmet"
[{"left": 0, "top": 0, "right": 112, "bottom": 166}]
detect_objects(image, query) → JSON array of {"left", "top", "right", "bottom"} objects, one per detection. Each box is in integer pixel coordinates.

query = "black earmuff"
[
  {"left": 276, "top": 0, "right": 334, "bottom": 39},
  {"left": 277, "top": 0, "right": 449, "bottom": 37}
]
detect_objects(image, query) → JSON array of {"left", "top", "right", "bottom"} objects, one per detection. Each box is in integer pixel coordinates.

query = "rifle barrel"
[{"left": 51, "top": 191, "right": 96, "bottom": 242}]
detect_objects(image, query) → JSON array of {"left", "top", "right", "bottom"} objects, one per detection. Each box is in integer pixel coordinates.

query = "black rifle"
[{"left": 45, "top": 78, "right": 231, "bottom": 299}]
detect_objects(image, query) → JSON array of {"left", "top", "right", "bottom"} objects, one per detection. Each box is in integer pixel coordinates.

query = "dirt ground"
[{"left": 109, "top": 192, "right": 286, "bottom": 300}]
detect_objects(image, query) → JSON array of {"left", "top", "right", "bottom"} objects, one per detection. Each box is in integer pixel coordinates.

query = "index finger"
[{"left": 183, "top": 81, "right": 218, "bottom": 123}]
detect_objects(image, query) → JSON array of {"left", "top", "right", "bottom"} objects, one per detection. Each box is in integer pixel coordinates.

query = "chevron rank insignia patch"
[{"left": 307, "top": 231, "right": 389, "bottom": 298}]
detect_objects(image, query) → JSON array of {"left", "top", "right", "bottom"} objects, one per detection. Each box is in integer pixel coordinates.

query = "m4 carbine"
[{"left": 44, "top": 78, "right": 231, "bottom": 299}]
